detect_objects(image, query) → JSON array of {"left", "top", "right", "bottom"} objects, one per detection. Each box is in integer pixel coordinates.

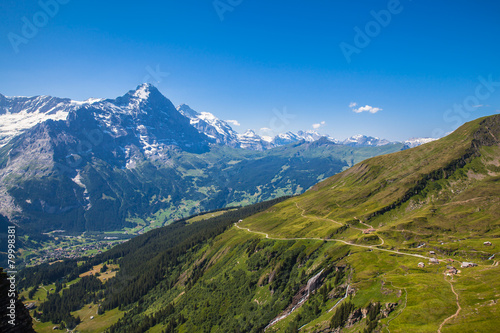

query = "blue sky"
[{"left": 1, "top": 0, "right": 499, "bottom": 141}]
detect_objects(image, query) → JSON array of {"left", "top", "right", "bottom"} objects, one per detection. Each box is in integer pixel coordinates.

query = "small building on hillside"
[
  {"left": 461, "top": 262, "right": 477, "bottom": 268},
  {"left": 418, "top": 262, "right": 425, "bottom": 268},
  {"left": 363, "top": 228, "right": 376, "bottom": 234},
  {"left": 429, "top": 258, "right": 439, "bottom": 264},
  {"left": 429, "top": 251, "right": 436, "bottom": 255},
  {"left": 446, "top": 265, "right": 458, "bottom": 274},
  {"left": 484, "top": 241, "right": 492, "bottom": 246}
]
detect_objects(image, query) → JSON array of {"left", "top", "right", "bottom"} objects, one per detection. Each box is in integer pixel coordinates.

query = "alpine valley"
[
  {"left": 9, "top": 113, "right": 500, "bottom": 333},
  {"left": 0, "top": 84, "right": 426, "bottom": 259}
]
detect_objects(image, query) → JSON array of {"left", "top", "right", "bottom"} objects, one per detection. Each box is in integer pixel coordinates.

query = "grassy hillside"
[{"left": 16, "top": 115, "right": 500, "bottom": 332}]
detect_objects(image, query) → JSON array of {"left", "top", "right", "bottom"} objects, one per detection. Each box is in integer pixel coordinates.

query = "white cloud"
[
  {"left": 312, "top": 121, "right": 326, "bottom": 129},
  {"left": 260, "top": 127, "right": 272, "bottom": 133},
  {"left": 226, "top": 119, "right": 240, "bottom": 126},
  {"left": 350, "top": 103, "right": 382, "bottom": 114}
]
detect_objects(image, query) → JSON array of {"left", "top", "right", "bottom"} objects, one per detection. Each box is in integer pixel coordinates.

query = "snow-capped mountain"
[
  {"left": 177, "top": 104, "right": 240, "bottom": 147},
  {"left": 85, "top": 84, "right": 209, "bottom": 159},
  {"left": 269, "top": 130, "right": 337, "bottom": 147},
  {"left": 267, "top": 131, "right": 437, "bottom": 149},
  {"left": 341, "top": 134, "right": 391, "bottom": 147},
  {"left": 296, "top": 130, "right": 326, "bottom": 143},
  {"left": 271, "top": 131, "right": 301, "bottom": 146},
  {"left": 404, "top": 137, "right": 438, "bottom": 148},
  {"left": 237, "top": 130, "right": 273, "bottom": 151}
]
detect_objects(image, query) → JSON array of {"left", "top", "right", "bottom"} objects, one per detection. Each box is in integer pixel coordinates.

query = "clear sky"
[{"left": 1, "top": 0, "right": 499, "bottom": 141}]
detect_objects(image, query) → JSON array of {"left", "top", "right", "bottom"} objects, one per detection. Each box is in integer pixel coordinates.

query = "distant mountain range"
[
  {"left": 178, "top": 100, "right": 437, "bottom": 150},
  {"left": 0, "top": 84, "right": 410, "bottom": 236},
  {"left": 0, "top": 84, "right": 437, "bottom": 151}
]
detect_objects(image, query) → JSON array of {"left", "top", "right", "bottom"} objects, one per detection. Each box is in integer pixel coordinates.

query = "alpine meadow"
[{"left": 1, "top": 1, "right": 500, "bottom": 333}]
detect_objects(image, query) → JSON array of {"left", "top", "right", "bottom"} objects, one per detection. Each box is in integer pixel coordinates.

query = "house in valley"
[{"left": 461, "top": 262, "right": 477, "bottom": 268}]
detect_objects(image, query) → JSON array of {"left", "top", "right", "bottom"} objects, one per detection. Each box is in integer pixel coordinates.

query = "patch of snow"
[
  {"left": 404, "top": 137, "right": 438, "bottom": 148},
  {"left": 134, "top": 84, "right": 151, "bottom": 100}
]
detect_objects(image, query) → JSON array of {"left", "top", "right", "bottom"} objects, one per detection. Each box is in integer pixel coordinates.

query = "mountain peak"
[
  {"left": 177, "top": 104, "right": 199, "bottom": 118},
  {"left": 131, "top": 83, "right": 159, "bottom": 100},
  {"left": 110, "top": 84, "right": 167, "bottom": 112},
  {"left": 242, "top": 129, "right": 257, "bottom": 136},
  {"left": 136, "top": 82, "right": 156, "bottom": 90}
]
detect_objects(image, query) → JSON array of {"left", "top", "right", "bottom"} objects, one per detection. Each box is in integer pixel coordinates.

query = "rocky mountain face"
[{"left": 90, "top": 84, "right": 211, "bottom": 156}]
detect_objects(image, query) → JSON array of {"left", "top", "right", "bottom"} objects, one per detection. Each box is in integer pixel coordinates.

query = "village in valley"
[{"left": 22, "top": 231, "right": 130, "bottom": 267}]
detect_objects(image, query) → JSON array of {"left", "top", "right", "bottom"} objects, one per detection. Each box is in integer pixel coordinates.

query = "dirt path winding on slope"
[
  {"left": 294, "top": 202, "right": 344, "bottom": 227},
  {"left": 295, "top": 202, "right": 388, "bottom": 243},
  {"left": 438, "top": 275, "right": 461, "bottom": 333},
  {"left": 294, "top": 203, "right": 386, "bottom": 246},
  {"left": 234, "top": 221, "right": 432, "bottom": 260}
]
